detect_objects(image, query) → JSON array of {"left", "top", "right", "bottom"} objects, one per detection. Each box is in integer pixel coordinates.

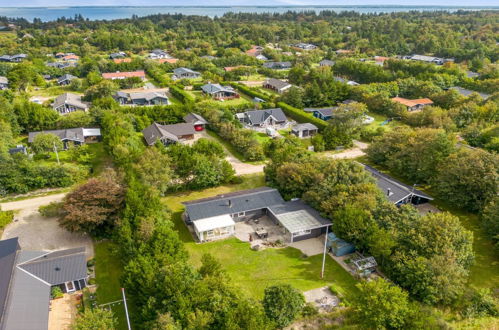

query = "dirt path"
[
  {"left": 0, "top": 193, "right": 67, "bottom": 211},
  {"left": 324, "top": 140, "right": 369, "bottom": 160},
  {"left": 198, "top": 130, "right": 265, "bottom": 175},
  {"left": 0, "top": 193, "right": 94, "bottom": 258}
]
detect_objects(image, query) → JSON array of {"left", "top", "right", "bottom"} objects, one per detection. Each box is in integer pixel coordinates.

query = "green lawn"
[
  {"left": 162, "top": 174, "right": 359, "bottom": 301},
  {"left": 40, "top": 142, "right": 110, "bottom": 175},
  {"left": 364, "top": 112, "right": 404, "bottom": 132},
  {"left": 205, "top": 129, "right": 266, "bottom": 165},
  {"left": 94, "top": 241, "right": 129, "bottom": 330},
  {"left": 29, "top": 85, "right": 75, "bottom": 97},
  {"left": 254, "top": 131, "right": 272, "bottom": 144}
]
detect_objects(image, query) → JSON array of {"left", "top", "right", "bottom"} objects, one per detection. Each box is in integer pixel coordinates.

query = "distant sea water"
[{"left": 0, "top": 6, "right": 498, "bottom": 22}]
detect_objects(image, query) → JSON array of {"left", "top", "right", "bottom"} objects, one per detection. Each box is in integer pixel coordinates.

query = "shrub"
[
  {"left": 0, "top": 210, "right": 13, "bottom": 231},
  {"left": 51, "top": 286, "right": 63, "bottom": 299},
  {"left": 262, "top": 284, "right": 305, "bottom": 328},
  {"left": 170, "top": 85, "right": 195, "bottom": 104},
  {"left": 39, "top": 201, "right": 63, "bottom": 218}
]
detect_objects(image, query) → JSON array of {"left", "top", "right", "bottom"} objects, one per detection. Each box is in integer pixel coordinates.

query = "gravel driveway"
[
  {"left": 325, "top": 140, "right": 369, "bottom": 160},
  {"left": 1, "top": 193, "right": 94, "bottom": 258},
  {"left": 198, "top": 130, "right": 265, "bottom": 175}
]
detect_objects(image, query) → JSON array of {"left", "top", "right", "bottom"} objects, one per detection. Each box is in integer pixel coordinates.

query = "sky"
[{"left": 2, "top": 0, "right": 498, "bottom": 7}]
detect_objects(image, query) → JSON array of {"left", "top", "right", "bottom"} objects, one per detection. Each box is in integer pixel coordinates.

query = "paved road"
[{"left": 1, "top": 193, "right": 94, "bottom": 258}]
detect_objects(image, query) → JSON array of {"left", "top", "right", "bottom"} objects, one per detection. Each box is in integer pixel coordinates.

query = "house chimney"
[
  {"left": 228, "top": 200, "right": 232, "bottom": 208},
  {"left": 387, "top": 188, "right": 392, "bottom": 196}
]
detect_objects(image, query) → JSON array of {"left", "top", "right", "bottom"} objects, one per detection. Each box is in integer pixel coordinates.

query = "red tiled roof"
[
  {"left": 62, "top": 54, "right": 79, "bottom": 61},
  {"left": 224, "top": 65, "right": 249, "bottom": 72},
  {"left": 102, "top": 71, "right": 145, "bottom": 79},
  {"left": 392, "top": 97, "right": 433, "bottom": 107},
  {"left": 157, "top": 58, "right": 178, "bottom": 64},
  {"left": 113, "top": 58, "right": 132, "bottom": 64}
]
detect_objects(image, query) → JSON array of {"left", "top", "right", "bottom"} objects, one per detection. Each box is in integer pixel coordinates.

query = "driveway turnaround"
[{"left": 0, "top": 193, "right": 94, "bottom": 258}]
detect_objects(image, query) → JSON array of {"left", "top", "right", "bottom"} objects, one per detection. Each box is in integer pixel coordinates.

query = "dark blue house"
[{"left": 304, "top": 107, "right": 338, "bottom": 121}]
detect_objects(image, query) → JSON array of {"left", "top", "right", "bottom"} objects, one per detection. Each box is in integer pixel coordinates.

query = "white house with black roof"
[
  {"left": 362, "top": 164, "right": 433, "bottom": 206},
  {"left": 0, "top": 76, "right": 8, "bottom": 90},
  {"left": 28, "top": 128, "right": 101, "bottom": 150},
  {"left": 172, "top": 67, "right": 201, "bottom": 80},
  {"left": 236, "top": 108, "right": 289, "bottom": 129},
  {"left": 262, "top": 78, "right": 292, "bottom": 94},
  {"left": 0, "top": 237, "right": 88, "bottom": 330},
  {"left": 263, "top": 61, "right": 292, "bottom": 70},
  {"left": 183, "top": 187, "right": 330, "bottom": 243},
  {"left": 52, "top": 93, "right": 89, "bottom": 115},
  {"left": 57, "top": 74, "right": 77, "bottom": 86}
]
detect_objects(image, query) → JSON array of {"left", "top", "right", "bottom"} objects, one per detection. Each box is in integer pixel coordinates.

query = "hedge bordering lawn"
[
  {"left": 230, "top": 82, "right": 272, "bottom": 101},
  {"left": 170, "top": 85, "right": 195, "bottom": 104},
  {"left": 277, "top": 102, "right": 328, "bottom": 131}
]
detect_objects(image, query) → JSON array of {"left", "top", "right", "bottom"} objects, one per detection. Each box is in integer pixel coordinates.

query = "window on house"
[{"left": 293, "top": 230, "right": 311, "bottom": 237}]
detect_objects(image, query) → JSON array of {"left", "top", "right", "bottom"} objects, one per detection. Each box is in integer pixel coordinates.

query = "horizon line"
[{"left": 1, "top": 5, "right": 499, "bottom": 9}]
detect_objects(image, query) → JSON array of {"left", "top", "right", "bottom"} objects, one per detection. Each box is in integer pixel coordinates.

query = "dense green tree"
[
  {"left": 31, "top": 133, "right": 63, "bottom": 154},
  {"left": 434, "top": 149, "right": 498, "bottom": 212},
  {"left": 262, "top": 284, "right": 305, "bottom": 328},
  {"left": 72, "top": 308, "right": 116, "bottom": 330},
  {"left": 354, "top": 278, "right": 410, "bottom": 329}
]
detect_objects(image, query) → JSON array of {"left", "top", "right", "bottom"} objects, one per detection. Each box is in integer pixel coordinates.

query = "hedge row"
[
  {"left": 170, "top": 85, "right": 195, "bottom": 104},
  {"left": 276, "top": 102, "right": 328, "bottom": 131},
  {"left": 230, "top": 83, "right": 272, "bottom": 101}
]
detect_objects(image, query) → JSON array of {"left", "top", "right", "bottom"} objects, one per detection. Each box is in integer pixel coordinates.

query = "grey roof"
[
  {"left": 410, "top": 54, "right": 443, "bottom": 63},
  {"left": 362, "top": 164, "right": 433, "bottom": 204},
  {"left": 18, "top": 248, "right": 87, "bottom": 286},
  {"left": 264, "top": 78, "right": 292, "bottom": 91},
  {"left": 268, "top": 200, "right": 330, "bottom": 233},
  {"left": 142, "top": 122, "right": 195, "bottom": 145},
  {"left": 319, "top": 59, "right": 335, "bottom": 66},
  {"left": 183, "top": 113, "right": 208, "bottom": 125},
  {"left": 292, "top": 123, "right": 318, "bottom": 132},
  {"left": 52, "top": 93, "right": 88, "bottom": 110},
  {"left": 109, "top": 51, "right": 126, "bottom": 59},
  {"left": 201, "top": 83, "right": 236, "bottom": 95},
  {"left": 0, "top": 238, "right": 20, "bottom": 326},
  {"left": 307, "top": 107, "right": 337, "bottom": 118},
  {"left": 173, "top": 67, "right": 200, "bottom": 76},
  {"left": 450, "top": 87, "right": 490, "bottom": 99},
  {"left": 183, "top": 187, "right": 285, "bottom": 222},
  {"left": 293, "top": 43, "right": 317, "bottom": 50},
  {"left": 28, "top": 127, "right": 101, "bottom": 143},
  {"left": 263, "top": 61, "right": 292, "bottom": 69},
  {"left": 242, "top": 108, "right": 287, "bottom": 125},
  {"left": 466, "top": 71, "right": 480, "bottom": 78},
  {"left": 29, "top": 128, "right": 84, "bottom": 144},
  {"left": 151, "top": 49, "right": 168, "bottom": 55},
  {"left": 0, "top": 239, "right": 87, "bottom": 330},
  {"left": 0, "top": 76, "right": 8, "bottom": 84},
  {"left": 1, "top": 263, "right": 50, "bottom": 330},
  {"left": 129, "top": 92, "right": 168, "bottom": 102},
  {"left": 57, "top": 74, "right": 76, "bottom": 84}
]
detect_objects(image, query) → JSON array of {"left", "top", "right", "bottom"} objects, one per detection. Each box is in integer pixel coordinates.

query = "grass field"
[
  {"left": 162, "top": 174, "right": 359, "bottom": 301},
  {"left": 364, "top": 112, "right": 405, "bottom": 132},
  {"left": 94, "top": 241, "right": 129, "bottom": 330},
  {"left": 41, "top": 143, "right": 110, "bottom": 175}
]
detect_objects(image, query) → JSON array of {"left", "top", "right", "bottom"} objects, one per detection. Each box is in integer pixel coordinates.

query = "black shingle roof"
[
  {"left": 183, "top": 187, "right": 285, "bottom": 221},
  {"left": 363, "top": 164, "right": 433, "bottom": 204},
  {"left": 0, "top": 238, "right": 20, "bottom": 325}
]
